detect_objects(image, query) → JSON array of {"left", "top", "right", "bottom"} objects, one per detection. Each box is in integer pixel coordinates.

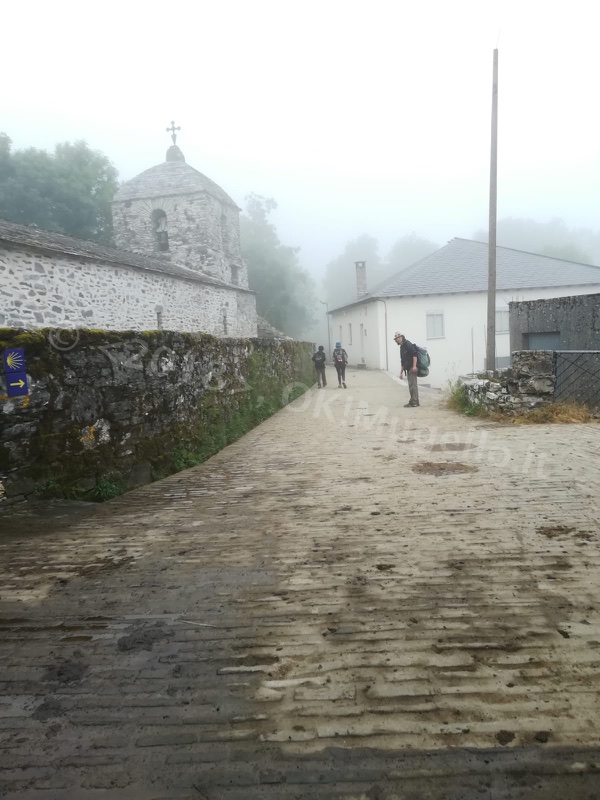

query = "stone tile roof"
[
  {"left": 0, "top": 219, "right": 244, "bottom": 290},
  {"left": 377, "top": 239, "right": 600, "bottom": 296},
  {"left": 114, "top": 160, "right": 239, "bottom": 208},
  {"left": 333, "top": 239, "right": 600, "bottom": 311}
]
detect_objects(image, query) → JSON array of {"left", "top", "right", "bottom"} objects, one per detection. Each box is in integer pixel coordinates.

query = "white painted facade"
[{"left": 330, "top": 284, "right": 600, "bottom": 389}]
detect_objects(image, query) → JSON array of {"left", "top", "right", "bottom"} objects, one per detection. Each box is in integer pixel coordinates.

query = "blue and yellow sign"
[
  {"left": 2, "top": 348, "right": 30, "bottom": 397},
  {"left": 3, "top": 348, "right": 26, "bottom": 373},
  {"left": 6, "top": 373, "right": 28, "bottom": 397}
]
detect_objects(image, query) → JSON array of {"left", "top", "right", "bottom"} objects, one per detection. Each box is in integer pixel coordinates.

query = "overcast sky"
[{"left": 3, "top": 0, "right": 599, "bottom": 280}]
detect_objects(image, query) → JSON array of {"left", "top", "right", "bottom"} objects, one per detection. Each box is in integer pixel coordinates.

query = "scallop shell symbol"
[{"left": 6, "top": 351, "right": 24, "bottom": 370}]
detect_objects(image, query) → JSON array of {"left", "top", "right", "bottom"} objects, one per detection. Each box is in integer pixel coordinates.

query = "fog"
[{"left": 3, "top": 0, "right": 599, "bottom": 287}]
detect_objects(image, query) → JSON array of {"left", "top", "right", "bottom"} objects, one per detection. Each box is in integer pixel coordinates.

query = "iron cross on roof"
[{"left": 166, "top": 121, "right": 181, "bottom": 145}]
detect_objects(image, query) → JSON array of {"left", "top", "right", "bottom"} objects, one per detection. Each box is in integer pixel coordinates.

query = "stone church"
[{"left": 0, "top": 130, "right": 257, "bottom": 337}]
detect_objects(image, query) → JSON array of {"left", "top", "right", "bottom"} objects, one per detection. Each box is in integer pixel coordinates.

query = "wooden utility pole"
[{"left": 486, "top": 48, "right": 499, "bottom": 372}]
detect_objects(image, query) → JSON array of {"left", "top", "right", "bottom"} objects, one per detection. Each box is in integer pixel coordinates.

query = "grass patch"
[
  {"left": 445, "top": 382, "right": 487, "bottom": 417},
  {"left": 509, "top": 402, "right": 594, "bottom": 425},
  {"left": 285, "top": 384, "right": 307, "bottom": 404},
  {"left": 172, "top": 445, "right": 200, "bottom": 472},
  {"left": 95, "top": 476, "right": 127, "bottom": 501},
  {"left": 35, "top": 478, "right": 88, "bottom": 500}
]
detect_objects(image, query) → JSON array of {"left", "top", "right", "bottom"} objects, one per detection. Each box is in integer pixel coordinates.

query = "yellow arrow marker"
[{"left": 9, "top": 379, "right": 25, "bottom": 388}]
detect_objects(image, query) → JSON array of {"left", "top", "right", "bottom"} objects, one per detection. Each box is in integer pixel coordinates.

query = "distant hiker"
[
  {"left": 312, "top": 345, "right": 327, "bottom": 388},
  {"left": 394, "top": 332, "right": 419, "bottom": 407},
  {"left": 332, "top": 341, "right": 348, "bottom": 388}
]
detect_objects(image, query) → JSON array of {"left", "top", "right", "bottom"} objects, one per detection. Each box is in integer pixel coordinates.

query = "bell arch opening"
[{"left": 151, "top": 209, "right": 169, "bottom": 252}]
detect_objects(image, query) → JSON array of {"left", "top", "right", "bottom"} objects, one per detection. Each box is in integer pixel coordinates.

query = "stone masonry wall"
[
  {"left": 0, "top": 329, "right": 314, "bottom": 506},
  {"left": 509, "top": 293, "right": 600, "bottom": 352},
  {"left": 0, "top": 244, "right": 255, "bottom": 337},
  {"left": 460, "top": 350, "right": 555, "bottom": 412},
  {"left": 112, "top": 194, "right": 248, "bottom": 288}
]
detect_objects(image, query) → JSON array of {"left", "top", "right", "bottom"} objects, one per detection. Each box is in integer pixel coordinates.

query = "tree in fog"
[
  {"left": 0, "top": 134, "right": 119, "bottom": 244},
  {"left": 541, "top": 243, "right": 595, "bottom": 263},
  {"left": 324, "top": 234, "right": 382, "bottom": 308},
  {"left": 386, "top": 233, "right": 438, "bottom": 275},
  {"left": 240, "top": 194, "right": 317, "bottom": 337},
  {"left": 324, "top": 233, "right": 438, "bottom": 308},
  {"left": 473, "top": 216, "right": 599, "bottom": 266}
]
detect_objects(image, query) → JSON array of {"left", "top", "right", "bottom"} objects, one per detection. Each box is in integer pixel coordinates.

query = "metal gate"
[{"left": 554, "top": 351, "right": 600, "bottom": 409}]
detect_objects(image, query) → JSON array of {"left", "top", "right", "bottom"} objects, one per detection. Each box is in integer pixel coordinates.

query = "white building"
[{"left": 329, "top": 239, "right": 600, "bottom": 388}]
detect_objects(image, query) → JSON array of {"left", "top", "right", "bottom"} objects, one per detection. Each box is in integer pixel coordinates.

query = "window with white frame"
[
  {"left": 426, "top": 312, "right": 444, "bottom": 339},
  {"left": 348, "top": 323, "right": 353, "bottom": 344},
  {"left": 495, "top": 309, "right": 509, "bottom": 334},
  {"left": 338, "top": 325, "right": 342, "bottom": 343}
]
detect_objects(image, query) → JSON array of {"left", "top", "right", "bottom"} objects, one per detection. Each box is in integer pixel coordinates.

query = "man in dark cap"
[
  {"left": 312, "top": 345, "right": 327, "bottom": 388},
  {"left": 394, "top": 332, "right": 419, "bottom": 407}
]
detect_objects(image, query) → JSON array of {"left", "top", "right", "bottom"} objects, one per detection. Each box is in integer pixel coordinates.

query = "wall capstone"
[{"left": 459, "top": 350, "right": 555, "bottom": 412}]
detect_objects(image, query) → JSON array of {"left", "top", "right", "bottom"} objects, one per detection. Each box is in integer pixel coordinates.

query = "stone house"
[
  {"left": 328, "top": 239, "right": 600, "bottom": 388},
  {"left": 0, "top": 140, "right": 257, "bottom": 337}
]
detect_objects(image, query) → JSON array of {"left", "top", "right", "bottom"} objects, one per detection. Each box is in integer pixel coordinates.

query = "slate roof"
[
  {"left": 114, "top": 159, "right": 239, "bottom": 208},
  {"left": 333, "top": 238, "right": 600, "bottom": 311},
  {"left": 0, "top": 219, "right": 250, "bottom": 291}
]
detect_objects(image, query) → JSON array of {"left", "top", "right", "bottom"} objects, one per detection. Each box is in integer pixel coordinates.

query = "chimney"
[{"left": 355, "top": 261, "right": 367, "bottom": 299}]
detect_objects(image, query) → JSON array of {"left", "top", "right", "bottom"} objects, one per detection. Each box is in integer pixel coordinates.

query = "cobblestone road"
[{"left": 1, "top": 369, "right": 600, "bottom": 799}]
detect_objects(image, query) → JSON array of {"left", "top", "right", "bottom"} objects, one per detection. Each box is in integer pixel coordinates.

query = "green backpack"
[{"left": 416, "top": 346, "right": 430, "bottom": 377}]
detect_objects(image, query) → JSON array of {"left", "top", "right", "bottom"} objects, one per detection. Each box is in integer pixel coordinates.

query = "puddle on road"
[
  {"left": 43, "top": 662, "right": 88, "bottom": 685},
  {"left": 412, "top": 461, "right": 478, "bottom": 476},
  {"left": 0, "top": 621, "right": 109, "bottom": 632},
  {"left": 429, "top": 443, "right": 476, "bottom": 451},
  {"left": 0, "top": 499, "right": 98, "bottom": 538},
  {"left": 537, "top": 525, "right": 576, "bottom": 538}
]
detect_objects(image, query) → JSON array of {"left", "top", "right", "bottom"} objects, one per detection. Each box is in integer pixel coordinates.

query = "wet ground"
[{"left": 1, "top": 369, "right": 599, "bottom": 798}]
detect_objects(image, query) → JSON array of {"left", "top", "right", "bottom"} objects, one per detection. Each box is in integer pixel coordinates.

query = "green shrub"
[
  {"left": 445, "top": 382, "right": 486, "bottom": 417},
  {"left": 36, "top": 478, "right": 88, "bottom": 500},
  {"left": 95, "top": 476, "right": 126, "bottom": 502}
]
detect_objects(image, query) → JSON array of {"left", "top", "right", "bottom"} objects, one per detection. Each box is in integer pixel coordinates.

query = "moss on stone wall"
[{"left": 0, "top": 328, "right": 314, "bottom": 505}]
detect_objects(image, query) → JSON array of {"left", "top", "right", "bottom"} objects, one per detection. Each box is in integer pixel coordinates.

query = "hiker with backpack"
[
  {"left": 394, "top": 332, "right": 421, "bottom": 407},
  {"left": 312, "top": 345, "right": 327, "bottom": 388},
  {"left": 332, "top": 341, "right": 348, "bottom": 388}
]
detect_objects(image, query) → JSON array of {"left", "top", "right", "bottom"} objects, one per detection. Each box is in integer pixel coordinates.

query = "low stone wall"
[
  {"left": 459, "top": 350, "right": 555, "bottom": 412},
  {"left": 0, "top": 329, "right": 313, "bottom": 506}
]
